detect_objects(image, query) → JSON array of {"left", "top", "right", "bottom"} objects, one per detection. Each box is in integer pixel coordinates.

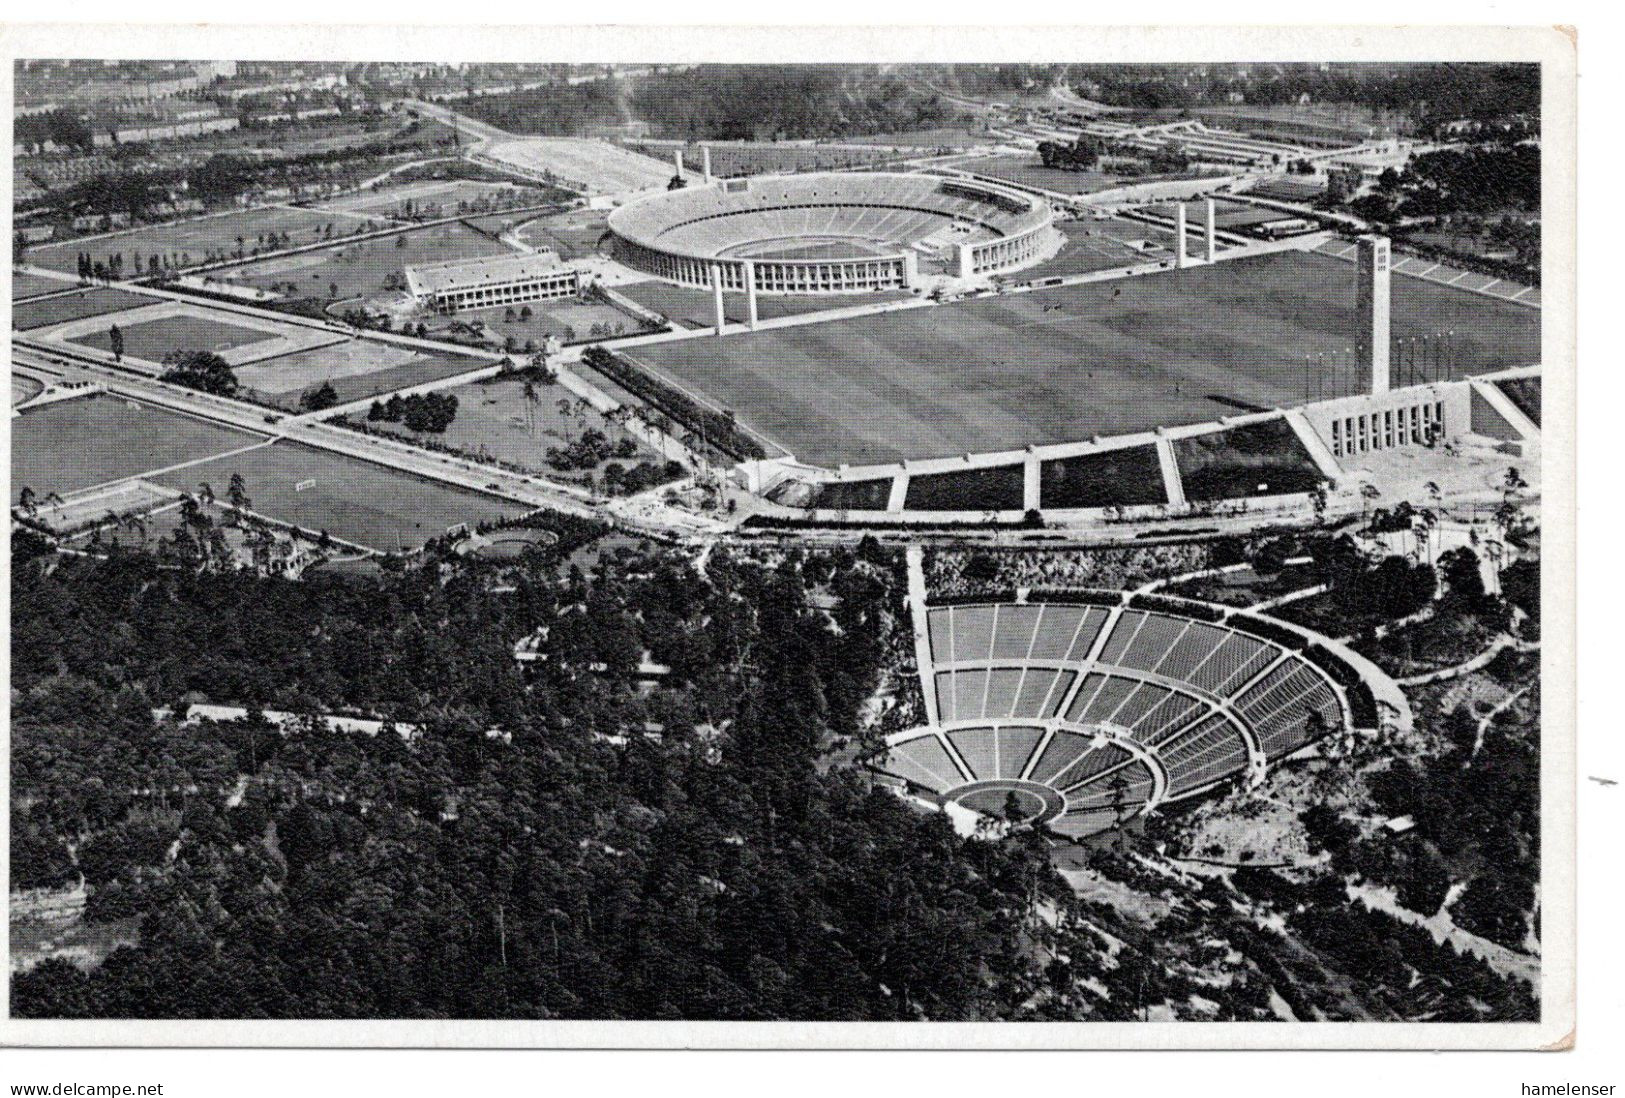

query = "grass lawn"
[
  {"left": 618, "top": 279, "right": 914, "bottom": 330},
  {"left": 1013, "top": 218, "right": 1172, "bottom": 282},
  {"left": 235, "top": 341, "right": 485, "bottom": 409},
  {"left": 810, "top": 477, "right": 894, "bottom": 511},
  {"left": 11, "top": 271, "right": 72, "bottom": 301},
  {"left": 953, "top": 155, "right": 1132, "bottom": 195},
  {"left": 12, "top": 396, "right": 266, "bottom": 501},
  {"left": 25, "top": 206, "right": 347, "bottom": 275},
  {"left": 72, "top": 314, "right": 279, "bottom": 361},
  {"left": 12, "top": 288, "right": 159, "bottom": 330},
  {"left": 449, "top": 298, "right": 642, "bottom": 349},
  {"left": 1039, "top": 444, "right": 1167, "bottom": 509},
  {"left": 12, "top": 374, "right": 45, "bottom": 405},
  {"left": 153, "top": 441, "right": 527, "bottom": 552},
  {"left": 1172, "top": 418, "right": 1324, "bottom": 501},
  {"left": 846, "top": 128, "right": 987, "bottom": 148},
  {"left": 512, "top": 210, "right": 610, "bottom": 261},
  {"left": 219, "top": 222, "right": 516, "bottom": 302},
  {"left": 1496, "top": 377, "right": 1541, "bottom": 425},
  {"left": 359, "top": 375, "right": 659, "bottom": 477},
  {"left": 629, "top": 249, "right": 1541, "bottom": 466}
]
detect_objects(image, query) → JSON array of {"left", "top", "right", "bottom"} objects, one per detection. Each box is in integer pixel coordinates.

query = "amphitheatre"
[{"left": 882, "top": 585, "right": 1404, "bottom": 838}]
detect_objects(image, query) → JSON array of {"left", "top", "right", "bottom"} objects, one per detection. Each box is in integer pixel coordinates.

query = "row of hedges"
[
  {"left": 1025, "top": 589, "right": 1125, "bottom": 609},
  {"left": 1303, "top": 642, "right": 1381, "bottom": 728},
  {"left": 1229, "top": 614, "right": 1308, "bottom": 653},
  {"left": 925, "top": 592, "right": 1020, "bottom": 608},
  {"left": 1127, "top": 592, "right": 1226, "bottom": 623},
  {"left": 580, "top": 345, "right": 767, "bottom": 462}
]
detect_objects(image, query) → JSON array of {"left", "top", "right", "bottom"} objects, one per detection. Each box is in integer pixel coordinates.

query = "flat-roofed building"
[{"left": 405, "top": 250, "right": 582, "bottom": 313}]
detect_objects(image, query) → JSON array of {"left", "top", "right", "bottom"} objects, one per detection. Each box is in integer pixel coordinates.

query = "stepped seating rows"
[
  {"left": 934, "top": 667, "right": 1076, "bottom": 723},
  {"left": 609, "top": 172, "right": 1047, "bottom": 260},
  {"left": 887, "top": 598, "right": 1370, "bottom": 839},
  {"left": 926, "top": 603, "right": 1110, "bottom": 666}
]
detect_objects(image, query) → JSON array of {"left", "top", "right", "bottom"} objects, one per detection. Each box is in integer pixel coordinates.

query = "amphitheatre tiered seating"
[{"left": 880, "top": 596, "right": 1378, "bottom": 840}]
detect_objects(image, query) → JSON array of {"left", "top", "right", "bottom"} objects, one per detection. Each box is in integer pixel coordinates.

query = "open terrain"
[
  {"left": 217, "top": 221, "right": 515, "bottom": 303},
  {"left": 151, "top": 441, "right": 527, "bottom": 551},
  {"left": 630, "top": 249, "right": 1540, "bottom": 465},
  {"left": 12, "top": 288, "right": 159, "bottom": 330},
  {"left": 12, "top": 396, "right": 265, "bottom": 501},
  {"left": 25, "top": 206, "right": 350, "bottom": 274}
]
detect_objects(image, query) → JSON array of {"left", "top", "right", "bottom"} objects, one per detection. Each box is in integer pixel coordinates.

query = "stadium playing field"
[
  {"left": 153, "top": 441, "right": 527, "bottom": 551},
  {"left": 630, "top": 249, "right": 1542, "bottom": 466},
  {"left": 12, "top": 396, "right": 266, "bottom": 501},
  {"left": 72, "top": 314, "right": 279, "bottom": 361}
]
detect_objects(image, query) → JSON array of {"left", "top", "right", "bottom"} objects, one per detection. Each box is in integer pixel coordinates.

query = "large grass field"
[
  {"left": 951, "top": 155, "right": 1133, "bottom": 196},
  {"left": 1013, "top": 218, "right": 1172, "bottom": 282},
  {"left": 234, "top": 341, "right": 485, "bottom": 408},
  {"left": 12, "top": 396, "right": 266, "bottom": 501},
  {"left": 359, "top": 375, "right": 659, "bottom": 477},
  {"left": 12, "top": 287, "right": 159, "bottom": 330},
  {"left": 630, "top": 249, "right": 1542, "bottom": 466},
  {"left": 11, "top": 270, "right": 72, "bottom": 301},
  {"left": 618, "top": 279, "right": 914, "bottom": 330},
  {"left": 24, "top": 206, "right": 347, "bottom": 275},
  {"left": 153, "top": 441, "right": 527, "bottom": 551},
  {"left": 72, "top": 314, "right": 279, "bottom": 361},
  {"left": 217, "top": 222, "right": 515, "bottom": 302}
]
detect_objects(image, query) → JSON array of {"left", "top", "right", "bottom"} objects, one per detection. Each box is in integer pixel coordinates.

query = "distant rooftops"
[{"left": 404, "top": 249, "right": 571, "bottom": 298}]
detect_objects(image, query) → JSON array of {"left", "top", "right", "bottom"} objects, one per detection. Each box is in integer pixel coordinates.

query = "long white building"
[{"left": 405, "top": 250, "right": 582, "bottom": 313}]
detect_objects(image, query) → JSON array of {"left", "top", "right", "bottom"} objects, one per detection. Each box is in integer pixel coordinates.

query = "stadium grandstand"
[
  {"left": 405, "top": 250, "right": 582, "bottom": 313},
  {"left": 877, "top": 595, "right": 1398, "bottom": 839},
  {"left": 607, "top": 173, "right": 1057, "bottom": 316}
]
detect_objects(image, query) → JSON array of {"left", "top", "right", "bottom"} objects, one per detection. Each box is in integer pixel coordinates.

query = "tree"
[
  {"left": 108, "top": 324, "right": 125, "bottom": 363},
  {"left": 160, "top": 351, "right": 238, "bottom": 397}
]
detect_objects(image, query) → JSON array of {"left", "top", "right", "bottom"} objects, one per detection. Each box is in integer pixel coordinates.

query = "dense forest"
[
  {"left": 1069, "top": 62, "right": 1539, "bottom": 127},
  {"left": 10, "top": 536, "right": 1105, "bottom": 1019},
  {"left": 461, "top": 66, "right": 961, "bottom": 142}
]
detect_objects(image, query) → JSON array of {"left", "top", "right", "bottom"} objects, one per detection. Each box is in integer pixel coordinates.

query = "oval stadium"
[
  {"left": 607, "top": 172, "right": 1058, "bottom": 295},
  {"left": 879, "top": 595, "right": 1400, "bottom": 838}
]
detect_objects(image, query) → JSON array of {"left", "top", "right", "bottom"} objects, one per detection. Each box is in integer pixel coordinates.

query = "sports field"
[
  {"left": 511, "top": 210, "right": 610, "bottom": 260},
  {"left": 11, "top": 271, "right": 71, "bottom": 301},
  {"left": 12, "top": 288, "right": 159, "bottom": 330},
  {"left": 220, "top": 222, "right": 516, "bottom": 302},
  {"left": 12, "top": 396, "right": 266, "bottom": 501},
  {"left": 950, "top": 155, "right": 1131, "bottom": 196},
  {"left": 630, "top": 249, "right": 1542, "bottom": 466},
  {"left": 24, "top": 206, "right": 347, "bottom": 275},
  {"left": 72, "top": 314, "right": 279, "bottom": 361},
  {"left": 235, "top": 341, "right": 485, "bottom": 408},
  {"left": 618, "top": 279, "right": 914, "bottom": 330},
  {"left": 152, "top": 441, "right": 527, "bottom": 551}
]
